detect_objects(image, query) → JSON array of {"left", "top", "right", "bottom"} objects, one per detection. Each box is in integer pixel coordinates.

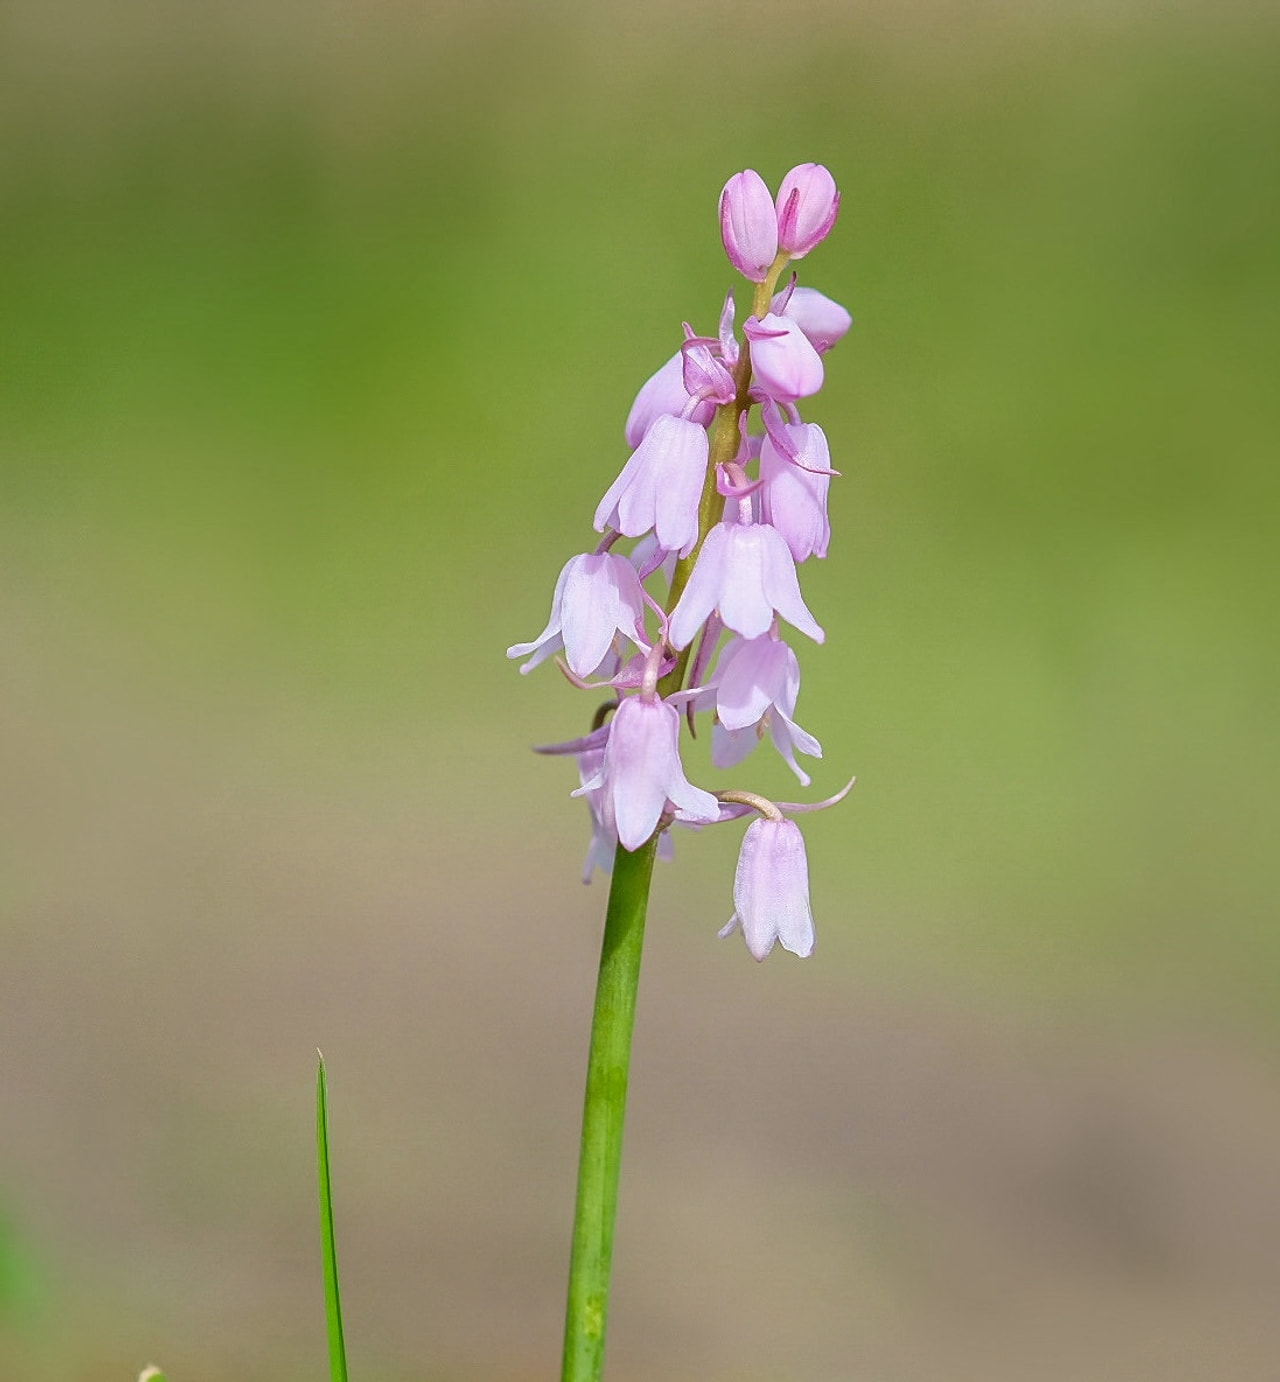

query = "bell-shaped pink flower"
[
  {"left": 625, "top": 351, "right": 716, "bottom": 449},
  {"left": 775, "top": 163, "right": 840, "bottom": 259},
  {"left": 703, "top": 635, "right": 822, "bottom": 785},
  {"left": 507, "top": 552, "right": 649, "bottom": 678},
  {"left": 744, "top": 314, "right": 824, "bottom": 402},
  {"left": 719, "top": 170, "right": 779, "bottom": 283},
  {"left": 759, "top": 423, "right": 831, "bottom": 562},
  {"left": 668, "top": 516, "right": 824, "bottom": 649},
  {"left": 719, "top": 816, "right": 815, "bottom": 960},
  {"left": 577, "top": 696, "right": 719, "bottom": 851},
  {"left": 577, "top": 744, "right": 676, "bottom": 881},
  {"left": 595, "top": 414, "right": 708, "bottom": 557},
  {"left": 772, "top": 285, "right": 853, "bottom": 353}
]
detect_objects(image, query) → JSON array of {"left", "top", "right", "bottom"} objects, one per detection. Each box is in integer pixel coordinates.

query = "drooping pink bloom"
[
  {"left": 702, "top": 635, "right": 822, "bottom": 785},
  {"left": 578, "top": 744, "right": 677, "bottom": 881},
  {"left": 668, "top": 516, "right": 824, "bottom": 649},
  {"left": 744, "top": 313, "right": 824, "bottom": 402},
  {"left": 719, "top": 170, "right": 779, "bottom": 283},
  {"left": 773, "top": 285, "right": 853, "bottom": 353},
  {"left": 759, "top": 423, "right": 831, "bottom": 562},
  {"left": 775, "top": 163, "right": 840, "bottom": 260},
  {"left": 625, "top": 352, "right": 716, "bottom": 449},
  {"left": 577, "top": 696, "right": 719, "bottom": 851},
  {"left": 507, "top": 552, "right": 649, "bottom": 678},
  {"left": 719, "top": 816, "right": 816, "bottom": 960},
  {"left": 594, "top": 414, "right": 708, "bottom": 556}
]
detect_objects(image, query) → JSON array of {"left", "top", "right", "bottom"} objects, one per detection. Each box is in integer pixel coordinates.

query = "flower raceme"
[{"left": 509, "top": 162, "right": 853, "bottom": 960}]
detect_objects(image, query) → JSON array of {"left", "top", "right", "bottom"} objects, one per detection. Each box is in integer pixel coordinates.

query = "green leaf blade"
[{"left": 316, "top": 1051, "right": 350, "bottom": 1382}]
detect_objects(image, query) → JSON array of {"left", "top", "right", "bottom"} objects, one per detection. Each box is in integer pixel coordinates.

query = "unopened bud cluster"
[{"left": 509, "top": 164, "right": 853, "bottom": 961}]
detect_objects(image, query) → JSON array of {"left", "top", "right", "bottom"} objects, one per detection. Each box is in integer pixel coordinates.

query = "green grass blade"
[{"left": 316, "top": 1051, "right": 350, "bottom": 1382}]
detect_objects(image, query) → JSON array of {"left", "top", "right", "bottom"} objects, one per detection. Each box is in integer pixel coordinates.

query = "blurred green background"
[{"left": 2, "top": 1, "right": 1278, "bottom": 1379}]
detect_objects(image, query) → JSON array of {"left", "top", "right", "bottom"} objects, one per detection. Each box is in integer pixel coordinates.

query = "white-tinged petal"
[
  {"left": 559, "top": 556, "right": 615, "bottom": 678},
  {"left": 594, "top": 447, "right": 647, "bottom": 534},
  {"left": 715, "top": 526, "right": 776, "bottom": 640},
  {"left": 714, "top": 636, "right": 783, "bottom": 730},
  {"left": 759, "top": 524, "right": 824, "bottom": 642},
  {"left": 651, "top": 418, "right": 708, "bottom": 556},
  {"left": 506, "top": 556, "right": 574, "bottom": 671},
  {"left": 668, "top": 523, "right": 728, "bottom": 650},
  {"left": 769, "top": 711, "right": 822, "bottom": 786}
]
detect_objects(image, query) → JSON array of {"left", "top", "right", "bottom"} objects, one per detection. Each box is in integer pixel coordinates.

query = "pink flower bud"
[
  {"left": 775, "top": 163, "right": 839, "bottom": 259},
  {"left": 719, "top": 170, "right": 779, "bottom": 283},
  {"left": 744, "top": 313, "right": 824, "bottom": 402}
]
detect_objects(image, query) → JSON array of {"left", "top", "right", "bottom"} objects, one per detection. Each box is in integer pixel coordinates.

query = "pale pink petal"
[
  {"left": 668, "top": 523, "right": 728, "bottom": 649},
  {"left": 715, "top": 527, "right": 775, "bottom": 640},
  {"left": 759, "top": 525, "right": 824, "bottom": 642}
]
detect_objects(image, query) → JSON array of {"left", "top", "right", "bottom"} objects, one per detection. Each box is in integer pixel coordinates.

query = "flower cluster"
[{"left": 509, "top": 164, "right": 853, "bottom": 961}]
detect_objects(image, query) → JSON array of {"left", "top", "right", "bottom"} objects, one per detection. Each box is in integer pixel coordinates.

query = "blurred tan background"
[{"left": 2, "top": 1, "right": 1278, "bottom": 1378}]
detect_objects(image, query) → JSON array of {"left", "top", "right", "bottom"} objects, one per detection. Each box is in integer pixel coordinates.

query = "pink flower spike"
[
  {"left": 719, "top": 169, "right": 779, "bottom": 283},
  {"left": 760, "top": 425, "right": 832, "bottom": 562},
  {"left": 507, "top": 552, "right": 650, "bottom": 679},
  {"left": 744, "top": 313, "right": 824, "bottom": 402},
  {"left": 775, "top": 163, "right": 840, "bottom": 259},
  {"left": 720, "top": 817, "right": 815, "bottom": 960},
  {"left": 625, "top": 351, "right": 715, "bottom": 449},
  {"left": 772, "top": 285, "right": 853, "bottom": 353},
  {"left": 594, "top": 414, "right": 709, "bottom": 557},
  {"left": 575, "top": 696, "right": 719, "bottom": 851},
  {"left": 668, "top": 519, "right": 824, "bottom": 649}
]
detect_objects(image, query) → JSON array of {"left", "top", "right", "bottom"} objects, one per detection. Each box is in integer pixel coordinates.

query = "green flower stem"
[
  {"left": 560, "top": 254, "right": 787, "bottom": 1382},
  {"left": 561, "top": 834, "right": 659, "bottom": 1382}
]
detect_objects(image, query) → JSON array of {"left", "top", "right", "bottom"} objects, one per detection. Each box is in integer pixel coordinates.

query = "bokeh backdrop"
[{"left": 2, "top": 1, "right": 1278, "bottom": 1379}]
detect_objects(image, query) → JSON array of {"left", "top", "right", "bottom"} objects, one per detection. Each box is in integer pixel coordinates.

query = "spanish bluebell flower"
[
  {"left": 701, "top": 634, "right": 822, "bottom": 785},
  {"left": 506, "top": 552, "right": 649, "bottom": 678},
  {"left": 719, "top": 814, "right": 816, "bottom": 960},
  {"left": 576, "top": 694, "right": 719, "bottom": 851},
  {"left": 667, "top": 511, "right": 824, "bottom": 648},
  {"left": 594, "top": 413, "right": 708, "bottom": 556}
]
